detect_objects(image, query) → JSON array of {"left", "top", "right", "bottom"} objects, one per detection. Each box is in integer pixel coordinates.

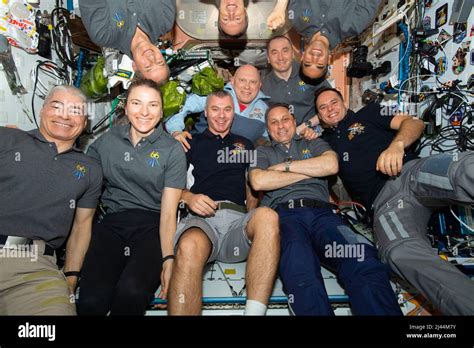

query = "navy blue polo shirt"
[
  {"left": 323, "top": 103, "right": 416, "bottom": 208},
  {"left": 187, "top": 129, "right": 254, "bottom": 206}
]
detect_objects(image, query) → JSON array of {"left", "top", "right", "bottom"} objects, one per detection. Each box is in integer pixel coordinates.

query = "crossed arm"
[{"left": 249, "top": 150, "right": 338, "bottom": 191}]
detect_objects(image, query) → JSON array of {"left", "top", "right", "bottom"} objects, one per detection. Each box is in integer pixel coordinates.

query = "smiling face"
[
  {"left": 315, "top": 90, "right": 348, "bottom": 127},
  {"left": 266, "top": 106, "right": 296, "bottom": 145},
  {"left": 131, "top": 41, "right": 169, "bottom": 85},
  {"left": 301, "top": 33, "right": 331, "bottom": 79},
  {"left": 39, "top": 88, "right": 88, "bottom": 145},
  {"left": 267, "top": 37, "right": 294, "bottom": 75},
  {"left": 205, "top": 93, "right": 234, "bottom": 137},
  {"left": 125, "top": 84, "right": 162, "bottom": 139},
  {"left": 231, "top": 65, "right": 261, "bottom": 105},
  {"left": 218, "top": 0, "right": 247, "bottom": 37}
]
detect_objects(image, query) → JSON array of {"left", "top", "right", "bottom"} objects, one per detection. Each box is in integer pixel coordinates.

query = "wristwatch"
[
  {"left": 305, "top": 120, "right": 313, "bottom": 129},
  {"left": 284, "top": 157, "right": 292, "bottom": 172},
  {"left": 314, "top": 124, "right": 323, "bottom": 136}
]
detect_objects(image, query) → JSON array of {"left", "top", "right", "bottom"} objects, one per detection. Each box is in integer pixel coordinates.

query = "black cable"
[
  {"left": 408, "top": 1, "right": 473, "bottom": 155},
  {"left": 31, "top": 62, "right": 42, "bottom": 129},
  {"left": 428, "top": 114, "right": 473, "bottom": 153},
  {"left": 51, "top": 7, "right": 75, "bottom": 69},
  {"left": 415, "top": 90, "right": 473, "bottom": 154},
  {"left": 89, "top": 104, "right": 123, "bottom": 134}
]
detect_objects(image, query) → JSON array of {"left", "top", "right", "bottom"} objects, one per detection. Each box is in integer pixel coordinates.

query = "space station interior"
[{"left": 0, "top": 0, "right": 473, "bottom": 317}]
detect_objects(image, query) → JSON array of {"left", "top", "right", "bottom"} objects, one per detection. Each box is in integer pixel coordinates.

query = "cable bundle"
[{"left": 50, "top": 7, "right": 75, "bottom": 70}]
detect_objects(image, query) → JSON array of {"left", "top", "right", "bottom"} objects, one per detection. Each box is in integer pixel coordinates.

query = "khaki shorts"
[{"left": 174, "top": 208, "right": 255, "bottom": 263}]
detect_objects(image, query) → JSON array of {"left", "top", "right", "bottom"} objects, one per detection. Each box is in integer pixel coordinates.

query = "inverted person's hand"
[{"left": 267, "top": 10, "right": 286, "bottom": 30}]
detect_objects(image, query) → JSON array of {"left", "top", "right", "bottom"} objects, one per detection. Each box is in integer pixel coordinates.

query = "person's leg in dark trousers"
[
  {"left": 77, "top": 214, "right": 129, "bottom": 315},
  {"left": 309, "top": 208, "right": 402, "bottom": 316},
  {"left": 110, "top": 214, "right": 162, "bottom": 315},
  {"left": 277, "top": 208, "right": 334, "bottom": 315},
  {"left": 78, "top": 210, "right": 162, "bottom": 315}
]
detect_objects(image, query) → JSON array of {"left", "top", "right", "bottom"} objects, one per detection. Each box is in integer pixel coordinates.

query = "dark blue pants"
[{"left": 277, "top": 207, "right": 402, "bottom": 316}]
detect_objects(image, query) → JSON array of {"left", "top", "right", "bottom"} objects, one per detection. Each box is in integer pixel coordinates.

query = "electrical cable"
[
  {"left": 74, "top": 49, "right": 85, "bottom": 87},
  {"left": 449, "top": 205, "right": 474, "bottom": 233},
  {"left": 50, "top": 7, "right": 75, "bottom": 70},
  {"left": 387, "top": 13, "right": 411, "bottom": 98}
]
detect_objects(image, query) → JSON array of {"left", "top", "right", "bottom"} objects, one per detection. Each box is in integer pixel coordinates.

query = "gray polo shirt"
[
  {"left": 288, "top": 0, "right": 382, "bottom": 49},
  {"left": 251, "top": 136, "right": 334, "bottom": 209},
  {"left": 0, "top": 127, "right": 103, "bottom": 248},
  {"left": 87, "top": 123, "right": 186, "bottom": 214},
  {"left": 79, "top": 0, "right": 176, "bottom": 58},
  {"left": 262, "top": 61, "right": 330, "bottom": 125}
]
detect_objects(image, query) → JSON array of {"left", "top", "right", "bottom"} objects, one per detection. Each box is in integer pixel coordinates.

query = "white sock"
[{"left": 244, "top": 299, "right": 267, "bottom": 316}]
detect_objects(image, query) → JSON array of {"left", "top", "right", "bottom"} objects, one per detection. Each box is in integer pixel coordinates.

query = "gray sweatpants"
[{"left": 373, "top": 152, "right": 474, "bottom": 315}]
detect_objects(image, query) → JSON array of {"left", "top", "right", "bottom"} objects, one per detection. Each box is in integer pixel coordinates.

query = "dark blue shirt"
[
  {"left": 187, "top": 129, "right": 254, "bottom": 206},
  {"left": 323, "top": 103, "right": 416, "bottom": 208}
]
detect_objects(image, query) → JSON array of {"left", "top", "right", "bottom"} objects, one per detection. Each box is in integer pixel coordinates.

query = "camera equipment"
[
  {"left": 347, "top": 45, "right": 374, "bottom": 78},
  {"left": 371, "top": 61, "right": 392, "bottom": 78}
]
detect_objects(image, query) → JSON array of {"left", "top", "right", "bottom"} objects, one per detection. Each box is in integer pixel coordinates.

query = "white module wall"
[
  {"left": 1, "top": 0, "right": 57, "bottom": 129},
  {"left": 0, "top": 0, "right": 107, "bottom": 132}
]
